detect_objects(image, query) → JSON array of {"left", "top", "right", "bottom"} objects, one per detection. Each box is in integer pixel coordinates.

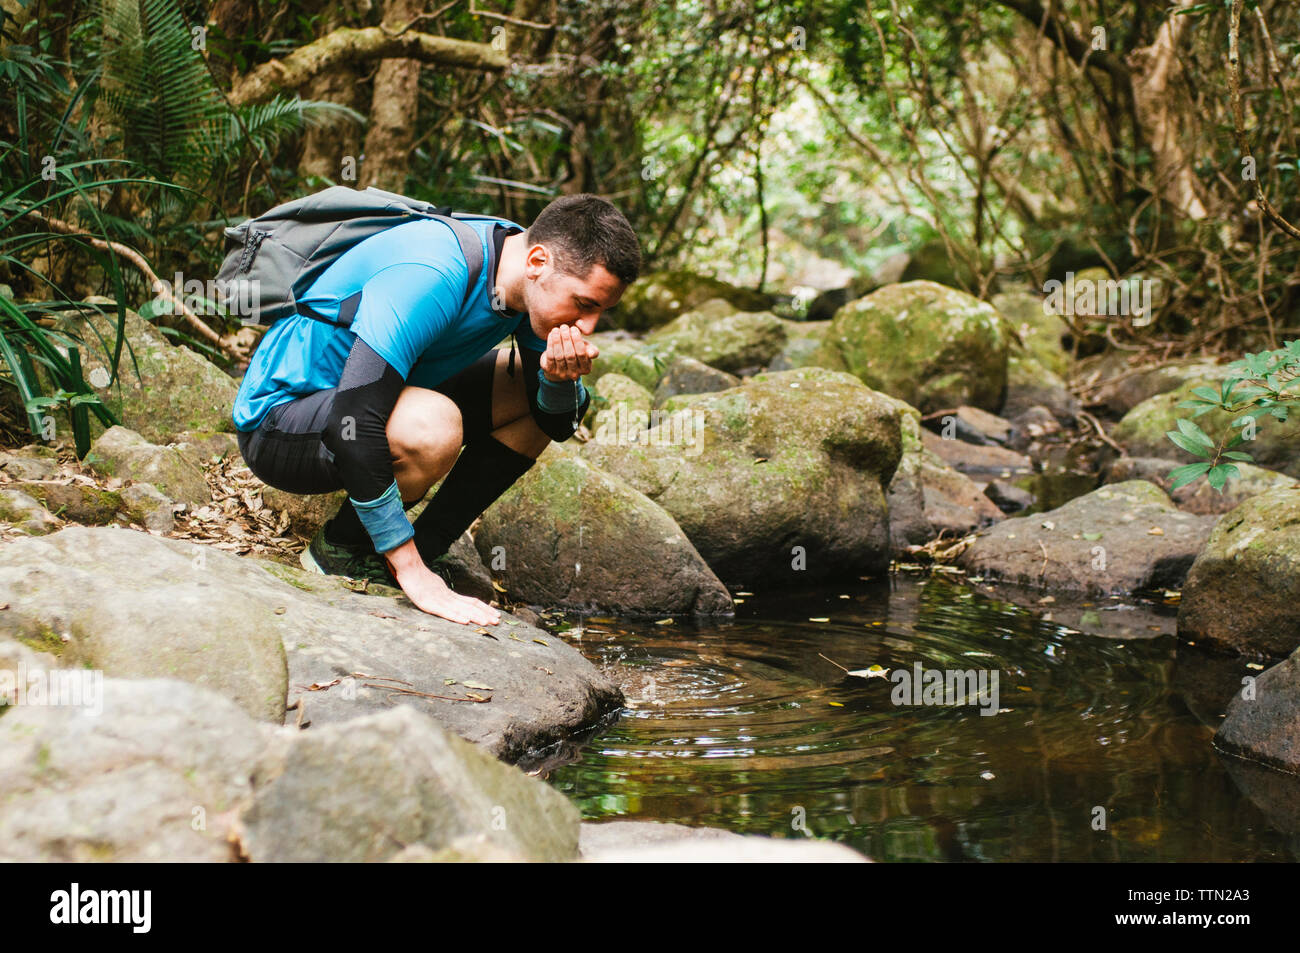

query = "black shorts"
[{"left": 236, "top": 348, "right": 499, "bottom": 495}]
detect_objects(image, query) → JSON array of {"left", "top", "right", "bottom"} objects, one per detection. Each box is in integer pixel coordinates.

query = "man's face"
[{"left": 522, "top": 243, "right": 626, "bottom": 340}]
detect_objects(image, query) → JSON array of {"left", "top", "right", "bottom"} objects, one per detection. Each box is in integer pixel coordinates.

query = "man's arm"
[
  {"left": 321, "top": 260, "right": 464, "bottom": 553},
  {"left": 516, "top": 340, "right": 592, "bottom": 441}
]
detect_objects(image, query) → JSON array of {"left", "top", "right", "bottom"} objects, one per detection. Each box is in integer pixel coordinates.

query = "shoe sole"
[{"left": 299, "top": 546, "right": 326, "bottom": 575}]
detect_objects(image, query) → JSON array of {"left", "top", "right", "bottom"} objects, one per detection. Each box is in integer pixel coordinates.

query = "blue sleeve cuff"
[
  {"left": 350, "top": 480, "right": 414, "bottom": 554},
  {"left": 537, "top": 370, "right": 587, "bottom": 414}
]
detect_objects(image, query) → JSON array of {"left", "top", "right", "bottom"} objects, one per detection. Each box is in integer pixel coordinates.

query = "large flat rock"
[{"left": 0, "top": 526, "right": 622, "bottom": 765}]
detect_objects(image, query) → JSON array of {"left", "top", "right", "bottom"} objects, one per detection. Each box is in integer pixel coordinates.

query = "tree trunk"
[
  {"left": 360, "top": 0, "right": 423, "bottom": 191},
  {"left": 1126, "top": 0, "right": 1208, "bottom": 220}
]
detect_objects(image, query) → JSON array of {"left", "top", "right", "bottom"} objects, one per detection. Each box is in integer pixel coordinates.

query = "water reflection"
[{"left": 544, "top": 573, "right": 1296, "bottom": 862}]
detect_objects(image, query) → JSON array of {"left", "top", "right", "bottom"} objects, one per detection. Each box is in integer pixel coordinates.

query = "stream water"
[{"left": 543, "top": 573, "right": 1299, "bottom": 862}]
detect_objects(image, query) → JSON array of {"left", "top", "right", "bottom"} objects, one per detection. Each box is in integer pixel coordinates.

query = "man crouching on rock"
[{"left": 232, "top": 194, "right": 640, "bottom": 625}]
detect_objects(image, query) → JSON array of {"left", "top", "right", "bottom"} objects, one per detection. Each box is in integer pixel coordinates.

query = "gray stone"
[
  {"left": 238, "top": 706, "right": 580, "bottom": 862},
  {"left": 1176, "top": 486, "right": 1300, "bottom": 658},
  {"left": 1105, "top": 455, "right": 1298, "bottom": 516},
  {"left": 119, "top": 482, "right": 177, "bottom": 534},
  {"left": 0, "top": 678, "right": 268, "bottom": 862},
  {"left": 0, "top": 446, "right": 59, "bottom": 481},
  {"left": 651, "top": 357, "right": 741, "bottom": 408},
  {"left": 1214, "top": 647, "right": 1300, "bottom": 773},
  {"left": 47, "top": 298, "right": 240, "bottom": 444},
  {"left": 984, "top": 480, "right": 1035, "bottom": 514},
  {"left": 84, "top": 425, "right": 211, "bottom": 505},
  {"left": 0, "top": 527, "right": 288, "bottom": 723},
  {"left": 0, "top": 488, "right": 61, "bottom": 535},
  {"left": 958, "top": 480, "right": 1217, "bottom": 595},
  {"left": 645, "top": 300, "right": 789, "bottom": 373}
]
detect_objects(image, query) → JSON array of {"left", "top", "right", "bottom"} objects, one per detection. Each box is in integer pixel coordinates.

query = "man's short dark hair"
[{"left": 525, "top": 193, "right": 641, "bottom": 286}]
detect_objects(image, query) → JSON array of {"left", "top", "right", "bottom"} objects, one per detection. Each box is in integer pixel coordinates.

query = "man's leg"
[{"left": 408, "top": 348, "right": 549, "bottom": 566}]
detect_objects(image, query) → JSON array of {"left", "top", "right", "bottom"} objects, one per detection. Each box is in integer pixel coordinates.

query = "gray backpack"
[{"left": 215, "top": 185, "right": 494, "bottom": 327}]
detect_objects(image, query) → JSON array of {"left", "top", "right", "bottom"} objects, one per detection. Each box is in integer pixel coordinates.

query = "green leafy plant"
[{"left": 1166, "top": 340, "right": 1300, "bottom": 491}]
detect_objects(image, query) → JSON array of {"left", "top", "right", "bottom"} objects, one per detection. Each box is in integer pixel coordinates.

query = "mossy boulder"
[
  {"left": 584, "top": 333, "right": 672, "bottom": 392},
  {"left": 584, "top": 372, "right": 653, "bottom": 433},
  {"left": 768, "top": 319, "right": 831, "bottom": 372},
  {"left": 645, "top": 299, "right": 788, "bottom": 373},
  {"left": 0, "top": 488, "right": 60, "bottom": 535},
  {"left": 1112, "top": 376, "right": 1300, "bottom": 478},
  {"left": 611, "top": 270, "right": 774, "bottom": 332},
  {"left": 1106, "top": 456, "right": 1298, "bottom": 516},
  {"left": 813, "top": 281, "right": 1010, "bottom": 413},
  {"left": 992, "top": 290, "right": 1073, "bottom": 377},
  {"left": 475, "top": 443, "right": 733, "bottom": 615},
  {"left": 580, "top": 367, "right": 903, "bottom": 587},
  {"left": 42, "top": 297, "right": 239, "bottom": 444},
  {"left": 83, "top": 425, "right": 211, "bottom": 506},
  {"left": 7, "top": 481, "right": 123, "bottom": 525},
  {"left": 1177, "top": 486, "right": 1300, "bottom": 658}
]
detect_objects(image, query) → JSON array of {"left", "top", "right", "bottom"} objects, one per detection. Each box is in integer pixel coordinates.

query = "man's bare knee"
[{"left": 388, "top": 388, "right": 462, "bottom": 482}]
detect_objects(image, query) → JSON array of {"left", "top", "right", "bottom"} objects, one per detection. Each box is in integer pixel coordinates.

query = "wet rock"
[
  {"left": 1176, "top": 486, "right": 1300, "bottom": 658},
  {"left": 0, "top": 488, "right": 61, "bottom": 535},
  {"left": 84, "top": 425, "right": 211, "bottom": 506},
  {"left": 1214, "top": 647, "right": 1300, "bottom": 773},
  {"left": 1112, "top": 374, "right": 1300, "bottom": 478},
  {"left": 1105, "top": 456, "right": 1298, "bottom": 516},
  {"left": 612, "top": 270, "right": 774, "bottom": 332},
  {"left": 0, "top": 678, "right": 266, "bottom": 862},
  {"left": 876, "top": 395, "right": 1002, "bottom": 553},
  {"left": 814, "top": 280, "right": 1010, "bottom": 413},
  {"left": 651, "top": 357, "right": 740, "bottom": 408},
  {"left": 957, "top": 480, "right": 1216, "bottom": 595},
  {"left": 1006, "top": 405, "right": 1062, "bottom": 452},
  {"left": 238, "top": 706, "right": 580, "bottom": 862},
  {"left": 645, "top": 299, "right": 788, "bottom": 373},
  {"left": 45, "top": 297, "right": 239, "bottom": 444},
  {"left": 476, "top": 442, "right": 733, "bottom": 616},
  {"left": 984, "top": 480, "right": 1034, "bottom": 514}
]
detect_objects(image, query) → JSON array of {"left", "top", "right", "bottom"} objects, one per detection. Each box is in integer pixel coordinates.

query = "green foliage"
[{"left": 1167, "top": 340, "right": 1300, "bottom": 492}]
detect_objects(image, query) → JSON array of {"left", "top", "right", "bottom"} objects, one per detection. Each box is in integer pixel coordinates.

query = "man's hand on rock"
[
  {"left": 540, "top": 324, "right": 598, "bottom": 382},
  {"left": 383, "top": 538, "right": 500, "bottom": 626}
]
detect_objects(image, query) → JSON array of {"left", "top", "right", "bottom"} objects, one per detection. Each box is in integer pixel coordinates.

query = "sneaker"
[{"left": 300, "top": 527, "right": 399, "bottom": 588}]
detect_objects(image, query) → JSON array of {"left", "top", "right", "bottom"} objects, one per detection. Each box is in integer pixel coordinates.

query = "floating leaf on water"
[
  {"left": 1246, "top": 662, "right": 1264, "bottom": 671},
  {"left": 846, "top": 664, "right": 890, "bottom": 680},
  {"left": 980, "top": 771, "right": 995, "bottom": 780},
  {"left": 808, "top": 616, "right": 830, "bottom": 623},
  {"left": 653, "top": 618, "right": 674, "bottom": 625},
  {"left": 828, "top": 701, "right": 844, "bottom": 707}
]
